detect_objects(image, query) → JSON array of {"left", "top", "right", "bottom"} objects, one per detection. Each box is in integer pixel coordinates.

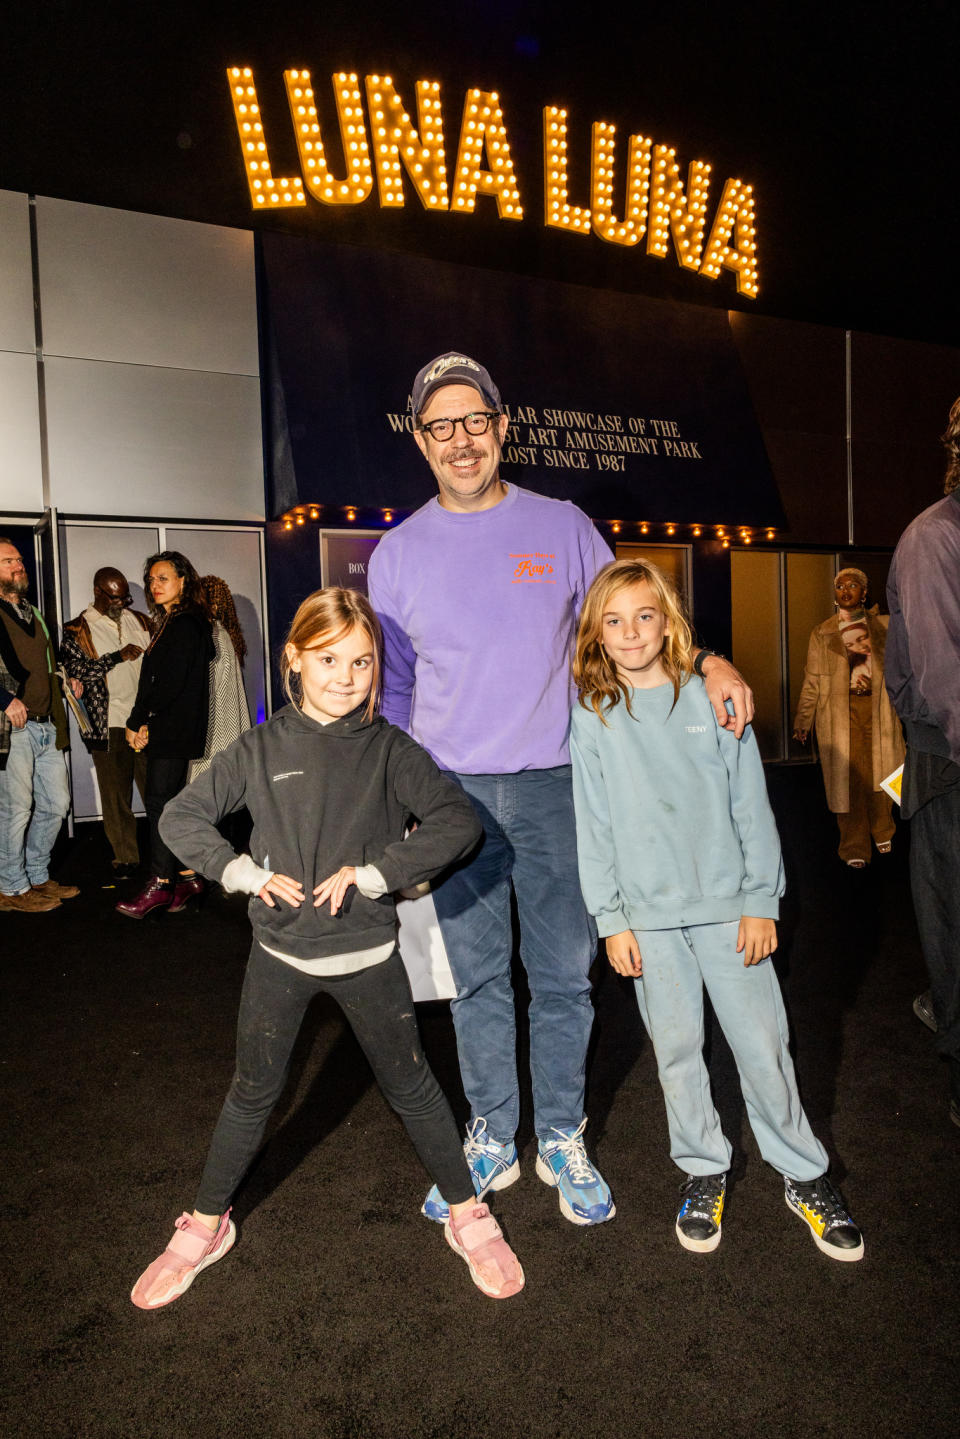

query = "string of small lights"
[{"left": 279, "top": 507, "right": 776, "bottom": 547}]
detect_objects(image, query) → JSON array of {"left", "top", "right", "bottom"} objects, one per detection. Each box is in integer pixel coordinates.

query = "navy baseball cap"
[{"left": 409, "top": 352, "right": 502, "bottom": 420}]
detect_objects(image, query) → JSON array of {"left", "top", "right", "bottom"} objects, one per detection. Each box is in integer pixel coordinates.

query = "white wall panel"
[
  {"left": 0, "top": 351, "right": 44, "bottom": 510},
  {"left": 0, "top": 191, "right": 36, "bottom": 354},
  {"left": 35, "top": 198, "right": 259, "bottom": 375},
  {"left": 44, "top": 358, "right": 264, "bottom": 520},
  {"left": 59, "top": 523, "right": 158, "bottom": 619}
]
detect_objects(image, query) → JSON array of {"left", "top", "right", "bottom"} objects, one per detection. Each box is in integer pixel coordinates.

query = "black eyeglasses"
[{"left": 417, "top": 411, "right": 500, "bottom": 442}]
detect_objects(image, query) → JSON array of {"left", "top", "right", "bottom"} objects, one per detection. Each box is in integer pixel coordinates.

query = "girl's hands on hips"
[
  {"left": 313, "top": 866, "right": 357, "bottom": 914},
  {"left": 258, "top": 873, "right": 306, "bottom": 908},
  {"left": 737, "top": 916, "right": 777, "bottom": 965},
  {"left": 606, "top": 929, "right": 643, "bottom": 977}
]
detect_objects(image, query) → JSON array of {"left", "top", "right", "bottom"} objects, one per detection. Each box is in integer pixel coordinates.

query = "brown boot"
[
  {"left": 0, "top": 889, "right": 62, "bottom": 913},
  {"left": 31, "top": 879, "right": 80, "bottom": 900}
]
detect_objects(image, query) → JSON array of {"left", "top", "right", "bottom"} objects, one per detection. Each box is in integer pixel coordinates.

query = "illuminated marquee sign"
[{"left": 228, "top": 66, "right": 758, "bottom": 297}]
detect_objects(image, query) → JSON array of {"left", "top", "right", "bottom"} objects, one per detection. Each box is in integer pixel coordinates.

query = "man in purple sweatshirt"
[
  {"left": 368, "top": 352, "right": 753, "bottom": 1225},
  {"left": 885, "top": 395, "right": 960, "bottom": 1130}
]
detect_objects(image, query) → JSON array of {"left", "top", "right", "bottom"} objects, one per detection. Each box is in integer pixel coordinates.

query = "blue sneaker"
[
  {"left": 536, "top": 1120, "right": 615, "bottom": 1225},
  {"left": 421, "top": 1117, "right": 520, "bottom": 1224}
]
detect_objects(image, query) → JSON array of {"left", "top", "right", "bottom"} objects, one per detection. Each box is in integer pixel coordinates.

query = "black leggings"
[
  {"left": 144, "top": 753, "right": 190, "bottom": 879},
  {"left": 194, "top": 943, "right": 475, "bottom": 1215}
]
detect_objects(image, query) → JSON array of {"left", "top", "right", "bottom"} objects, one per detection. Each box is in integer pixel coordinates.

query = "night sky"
[{"left": 3, "top": 1, "right": 957, "bottom": 344}]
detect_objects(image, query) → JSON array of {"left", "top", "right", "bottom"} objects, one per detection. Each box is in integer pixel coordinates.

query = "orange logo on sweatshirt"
[{"left": 510, "top": 552, "right": 556, "bottom": 583}]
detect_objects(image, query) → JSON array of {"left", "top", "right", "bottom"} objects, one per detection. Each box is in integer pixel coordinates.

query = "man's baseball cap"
[{"left": 409, "top": 352, "right": 502, "bottom": 421}]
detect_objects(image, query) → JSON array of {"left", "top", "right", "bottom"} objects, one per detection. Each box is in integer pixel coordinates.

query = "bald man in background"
[{"left": 62, "top": 568, "right": 151, "bottom": 875}]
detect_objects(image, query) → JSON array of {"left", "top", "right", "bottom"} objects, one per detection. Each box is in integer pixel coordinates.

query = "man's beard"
[{"left": 0, "top": 574, "right": 28, "bottom": 602}]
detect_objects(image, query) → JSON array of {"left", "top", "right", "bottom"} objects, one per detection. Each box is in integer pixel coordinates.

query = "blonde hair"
[
  {"left": 280, "top": 587, "right": 382, "bottom": 721},
  {"left": 574, "top": 558, "right": 694, "bottom": 722}
]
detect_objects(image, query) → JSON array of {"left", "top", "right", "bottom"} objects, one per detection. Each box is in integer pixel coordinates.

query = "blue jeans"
[
  {"left": 633, "top": 921, "right": 828, "bottom": 1182},
  {"left": 0, "top": 720, "right": 71, "bottom": 895},
  {"left": 432, "top": 766, "right": 597, "bottom": 1143}
]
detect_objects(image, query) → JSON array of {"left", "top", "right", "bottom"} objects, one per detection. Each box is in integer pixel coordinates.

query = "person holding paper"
[
  {"left": 62, "top": 567, "right": 152, "bottom": 875},
  {"left": 792, "top": 568, "right": 903, "bottom": 868}
]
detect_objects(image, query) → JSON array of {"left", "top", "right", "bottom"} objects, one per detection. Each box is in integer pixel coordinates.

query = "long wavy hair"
[
  {"left": 574, "top": 558, "right": 694, "bottom": 723},
  {"left": 942, "top": 395, "right": 960, "bottom": 496},
  {"left": 200, "top": 575, "right": 247, "bottom": 668},
  {"left": 280, "top": 587, "right": 382, "bottom": 721},
  {"left": 143, "top": 551, "right": 205, "bottom": 621}
]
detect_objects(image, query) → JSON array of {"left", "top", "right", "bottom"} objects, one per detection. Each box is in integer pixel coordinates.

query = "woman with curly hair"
[
  {"left": 116, "top": 552, "right": 213, "bottom": 919},
  {"left": 188, "top": 576, "right": 251, "bottom": 784}
]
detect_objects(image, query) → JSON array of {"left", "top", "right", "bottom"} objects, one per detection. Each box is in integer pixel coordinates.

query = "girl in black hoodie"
[{"left": 131, "top": 588, "right": 524, "bottom": 1307}]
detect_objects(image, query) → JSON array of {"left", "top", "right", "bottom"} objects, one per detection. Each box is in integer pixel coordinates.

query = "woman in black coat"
[{"left": 116, "top": 552, "right": 213, "bottom": 918}]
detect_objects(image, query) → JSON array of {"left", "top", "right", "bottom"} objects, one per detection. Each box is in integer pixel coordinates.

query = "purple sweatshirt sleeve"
[{"left": 367, "top": 545, "right": 416, "bottom": 733}]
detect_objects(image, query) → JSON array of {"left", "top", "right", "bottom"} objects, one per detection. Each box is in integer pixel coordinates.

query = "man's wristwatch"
[{"left": 693, "top": 648, "right": 722, "bottom": 678}]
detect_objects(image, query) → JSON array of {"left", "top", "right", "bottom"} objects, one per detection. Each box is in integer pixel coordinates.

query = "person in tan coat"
[{"left": 793, "top": 568, "right": 905, "bottom": 867}]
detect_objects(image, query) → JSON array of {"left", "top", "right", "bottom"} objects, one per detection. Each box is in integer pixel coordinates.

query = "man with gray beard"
[{"left": 0, "top": 537, "right": 78, "bottom": 912}]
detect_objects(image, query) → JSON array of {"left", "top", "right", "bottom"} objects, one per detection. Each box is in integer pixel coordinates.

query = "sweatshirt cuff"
[
  {"left": 355, "top": 864, "right": 388, "bottom": 899},
  {"left": 740, "top": 895, "right": 780, "bottom": 920},
  {"left": 222, "top": 854, "right": 272, "bottom": 895},
  {"left": 594, "top": 908, "right": 631, "bottom": 939}
]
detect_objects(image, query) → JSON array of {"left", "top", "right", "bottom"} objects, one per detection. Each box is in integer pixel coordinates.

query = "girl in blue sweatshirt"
[
  {"left": 131, "top": 588, "right": 523, "bottom": 1308},
  {"left": 570, "top": 558, "right": 863, "bottom": 1262}
]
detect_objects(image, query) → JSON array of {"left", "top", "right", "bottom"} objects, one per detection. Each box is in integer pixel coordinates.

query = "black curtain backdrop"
[{"left": 260, "top": 233, "right": 785, "bottom": 528}]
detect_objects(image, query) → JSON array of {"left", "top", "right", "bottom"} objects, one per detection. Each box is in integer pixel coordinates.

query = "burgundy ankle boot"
[
  {"left": 115, "top": 876, "right": 173, "bottom": 919},
  {"left": 168, "top": 874, "right": 205, "bottom": 913}
]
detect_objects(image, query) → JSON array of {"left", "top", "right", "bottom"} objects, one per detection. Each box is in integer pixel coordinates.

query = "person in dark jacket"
[
  {"left": 0, "top": 537, "right": 78, "bottom": 912},
  {"left": 115, "top": 551, "right": 212, "bottom": 918},
  {"left": 885, "top": 395, "right": 960, "bottom": 1129},
  {"left": 130, "top": 587, "right": 523, "bottom": 1309}
]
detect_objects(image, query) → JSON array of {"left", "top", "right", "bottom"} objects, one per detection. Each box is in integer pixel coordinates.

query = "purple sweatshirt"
[{"left": 367, "top": 484, "right": 613, "bottom": 774}]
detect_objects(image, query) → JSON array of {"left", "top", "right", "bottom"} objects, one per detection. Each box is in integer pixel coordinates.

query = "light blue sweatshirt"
[{"left": 570, "top": 677, "right": 784, "bottom": 935}]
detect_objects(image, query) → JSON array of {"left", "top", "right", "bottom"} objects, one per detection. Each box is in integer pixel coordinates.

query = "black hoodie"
[{"left": 159, "top": 703, "right": 482, "bottom": 959}]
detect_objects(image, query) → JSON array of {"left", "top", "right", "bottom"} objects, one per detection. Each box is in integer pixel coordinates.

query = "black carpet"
[{"left": 3, "top": 768, "right": 958, "bottom": 1438}]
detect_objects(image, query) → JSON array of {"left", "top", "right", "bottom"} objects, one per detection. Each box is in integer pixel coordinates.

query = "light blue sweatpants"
[{"left": 633, "top": 920, "right": 828, "bottom": 1183}]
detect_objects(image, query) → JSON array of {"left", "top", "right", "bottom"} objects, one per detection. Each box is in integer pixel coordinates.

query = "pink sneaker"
[
  {"left": 444, "top": 1202, "right": 524, "bottom": 1299},
  {"left": 131, "top": 1210, "right": 235, "bottom": 1309}
]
